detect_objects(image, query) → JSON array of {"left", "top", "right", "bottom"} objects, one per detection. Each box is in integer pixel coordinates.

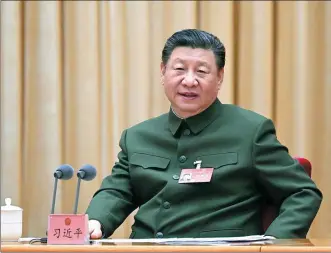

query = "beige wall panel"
[
  {"left": 22, "top": 1, "right": 62, "bottom": 236},
  {"left": 292, "top": 1, "right": 310, "bottom": 156},
  {"left": 199, "top": 1, "right": 235, "bottom": 104},
  {"left": 324, "top": 3, "right": 331, "bottom": 174},
  {"left": 62, "top": 1, "right": 101, "bottom": 214},
  {"left": 0, "top": 2, "right": 23, "bottom": 207},
  {"left": 275, "top": 2, "right": 296, "bottom": 152},
  {"left": 237, "top": 2, "right": 253, "bottom": 112},
  {"left": 304, "top": 1, "right": 331, "bottom": 238},
  {"left": 99, "top": 1, "right": 114, "bottom": 178},
  {"left": 125, "top": 1, "right": 151, "bottom": 127},
  {"left": 149, "top": 2, "right": 172, "bottom": 117},
  {"left": 321, "top": 1, "right": 331, "bottom": 238},
  {"left": 237, "top": 2, "right": 274, "bottom": 119},
  {"left": 163, "top": 1, "right": 197, "bottom": 39},
  {"left": 108, "top": 1, "right": 128, "bottom": 159}
]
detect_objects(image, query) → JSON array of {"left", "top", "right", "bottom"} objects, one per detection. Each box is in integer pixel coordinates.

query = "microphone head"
[
  {"left": 54, "top": 164, "right": 74, "bottom": 180},
  {"left": 77, "top": 164, "right": 97, "bottom": 181}
]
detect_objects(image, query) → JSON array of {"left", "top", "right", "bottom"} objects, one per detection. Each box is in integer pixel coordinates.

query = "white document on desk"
[{"left": 93, "top": 235, "right": 275, "bottom": 245}]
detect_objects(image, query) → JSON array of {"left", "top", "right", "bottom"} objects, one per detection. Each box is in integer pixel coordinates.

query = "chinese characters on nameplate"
[{"left": 47, "top": 214, "right": 89, "bottom": 244}]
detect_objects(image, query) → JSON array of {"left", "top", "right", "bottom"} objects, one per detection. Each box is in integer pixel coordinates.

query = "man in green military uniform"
[{"left": 86, "top": 29, "right": 322, "bottom": 239}]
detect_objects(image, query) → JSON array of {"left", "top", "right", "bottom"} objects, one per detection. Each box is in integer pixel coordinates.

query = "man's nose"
[{"left": 182, "top": 72, "right": 198, "bottom": 86}]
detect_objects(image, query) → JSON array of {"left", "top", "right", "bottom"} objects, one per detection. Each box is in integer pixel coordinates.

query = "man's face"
[{"left": 161, "top": 47, "right": 224, "bottom": 118}]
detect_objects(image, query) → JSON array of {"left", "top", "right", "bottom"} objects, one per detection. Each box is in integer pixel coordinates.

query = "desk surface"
[
  {"left": 1, "top": 239, "right": 331, "bottom": 252},
  {"left": 261, "top": 239, "right": 331, "bottom": 252}
]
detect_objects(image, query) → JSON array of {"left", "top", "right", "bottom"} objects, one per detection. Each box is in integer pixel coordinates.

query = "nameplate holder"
[{"left": 47, "top": 214, "right": 89, "bottom": 245}]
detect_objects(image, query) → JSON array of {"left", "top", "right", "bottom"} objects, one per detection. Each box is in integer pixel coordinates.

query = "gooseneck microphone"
[
  {"left": 73, "top": 164, "right": 97, "bottom": 214},
  {"left": 50, "top": 164, "right": 74, "bottom": 214}
]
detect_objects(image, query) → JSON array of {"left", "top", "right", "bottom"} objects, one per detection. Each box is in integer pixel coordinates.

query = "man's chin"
[{"left": 175, "top": 106, "right": 201, "bottom": 118}]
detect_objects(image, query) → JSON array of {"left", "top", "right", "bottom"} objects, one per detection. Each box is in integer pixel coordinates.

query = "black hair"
[{"left": 161, "top": 29, "right": 226, "bottom": 70}]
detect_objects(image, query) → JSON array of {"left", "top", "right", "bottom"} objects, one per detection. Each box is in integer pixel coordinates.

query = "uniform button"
[
  {"left": 179, "top": 155, "right": 187, "bottom": 163},
  {"left": 172, "top": 174, "right": 179, "bottom": 180},
  {"left": 163, "top": 201, "right": 171, "bottom": 209},
  {"left": 155, "top": 232, "right": 163, "bottom": 238},
  {"left": 183, "top": 129, "right": 191, "bottom": 136}
]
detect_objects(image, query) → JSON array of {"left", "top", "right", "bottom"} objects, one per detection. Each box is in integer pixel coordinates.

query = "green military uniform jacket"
[{"left": 86, "top": 98, "right": 322, "bottom": 239}]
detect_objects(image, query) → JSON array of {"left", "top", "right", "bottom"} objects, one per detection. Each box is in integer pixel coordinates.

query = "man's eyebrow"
[
  {"left": 172, "top": 58, "right": 210, "bottom": 66},
  {"left": 198, "top": 61, "right": 210, "bottom": 67},
  {"left": 172, "top": 58, "right": 184, "bottom": 62}
]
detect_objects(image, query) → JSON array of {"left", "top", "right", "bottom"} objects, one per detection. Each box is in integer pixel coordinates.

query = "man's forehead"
[{"left": 169, "top": 47, "right": 215, "bottom": 65}]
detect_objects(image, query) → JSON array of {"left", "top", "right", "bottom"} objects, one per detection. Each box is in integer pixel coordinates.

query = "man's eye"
[
  {"left": 175, "top": 68, "right": 184, "bottom": 71},
  {"left": 198, "top": 70, "right": 207, "bottom": 74}
]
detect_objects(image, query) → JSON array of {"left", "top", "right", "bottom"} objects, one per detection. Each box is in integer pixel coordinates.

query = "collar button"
[
  {"left": 179, "top": 155, "right": 187, "bottom": 163},
  {"left": 183, "top": 129, "right": 191, "bottom": 136}
]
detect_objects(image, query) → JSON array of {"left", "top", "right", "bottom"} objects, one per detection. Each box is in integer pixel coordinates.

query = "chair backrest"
[{"left": 261, "top": 157, "right": 312, "bottom": 233}]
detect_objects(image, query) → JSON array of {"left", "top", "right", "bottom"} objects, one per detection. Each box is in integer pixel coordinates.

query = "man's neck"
[
  {"left": 171, "top": 107, "right": 207, "bottom": 119},
  {"left": 171, "top": 108, "right": 184, "bottom": 119}
]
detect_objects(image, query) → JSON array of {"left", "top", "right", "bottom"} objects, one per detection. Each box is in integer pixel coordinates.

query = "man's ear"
[
  {"left": 160, "top": 62, "right": 166, "bottom": 85},
  {"left": 217, "top": 68, "right": 224, "bottom": 88},
  {"left": 160, "top": 62, "right": 166, "bottom": 76}
]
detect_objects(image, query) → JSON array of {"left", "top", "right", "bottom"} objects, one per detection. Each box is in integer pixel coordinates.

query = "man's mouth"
[{"left": 178, "top": 92, "right": 199, "bottom": 99}]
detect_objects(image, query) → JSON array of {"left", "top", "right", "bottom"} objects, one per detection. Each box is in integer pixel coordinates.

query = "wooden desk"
[
  {"left": 1, "top": 239, "right": 331, "bottom": 252},
  {"left": 260, "top": 239, "right": 331, "bottom": 252},
  {"left": 1, "top": 243, "right": 261, "bottom": 252}
]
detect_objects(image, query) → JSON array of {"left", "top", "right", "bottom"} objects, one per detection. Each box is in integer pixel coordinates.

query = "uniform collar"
[{"left": 168, "top": 98, "right": 222, "bottom": 136}]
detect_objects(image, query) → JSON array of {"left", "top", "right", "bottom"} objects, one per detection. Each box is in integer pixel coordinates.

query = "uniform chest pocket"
[
  {"left": 130, "top": 153, "right": 170, "bottom": 170},
  {"left": 197, "top": 152, "right": 238, "bottom": 169}
]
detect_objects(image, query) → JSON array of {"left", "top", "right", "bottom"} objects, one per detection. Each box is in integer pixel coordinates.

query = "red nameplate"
[
  {"left": 178, "top": 168, "right": 214, "bottom": 183},
  {"left": 47, "top": 214, "right": 89, "bottom": 245}
]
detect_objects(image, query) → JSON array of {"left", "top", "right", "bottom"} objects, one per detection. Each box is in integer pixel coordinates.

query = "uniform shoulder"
[
  {"left": 222, "top": 103, "right": 271, "bottom": 126},
  {"left": 126, "top": 112, "right": 169, "bottom": 132}
]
